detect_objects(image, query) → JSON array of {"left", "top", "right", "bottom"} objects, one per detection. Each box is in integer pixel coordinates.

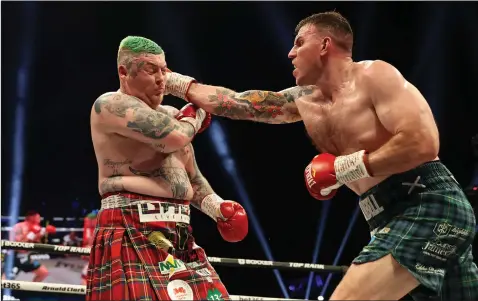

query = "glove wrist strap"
[
  {"left": 201, "top": 194, "right": 225, "bottom": 221},
  {"left": 334, "top": 150, "right": 372, "bottom": 183},
  {"left": 178, "top": 109, "right": 206, "bottom": 135},
  {"left": 165, "top": 72, "right": 196, "bottom": 101}
]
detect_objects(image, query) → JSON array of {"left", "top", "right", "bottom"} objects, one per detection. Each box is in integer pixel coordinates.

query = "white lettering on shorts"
[
  {"left": 422, "top": 241, "right": 457, "bottom": 261},
  {"left": 138, "top": 202, "right": 190, "bottom": 224},
  {"left": 433, "top": 222, "right": 470, "bottom": 240},
  {"left": 415, "top": 263, "right": 445, "bottom": 276},
  {"left": 359, "top": 195, "right": 384, "bottom": 221}
]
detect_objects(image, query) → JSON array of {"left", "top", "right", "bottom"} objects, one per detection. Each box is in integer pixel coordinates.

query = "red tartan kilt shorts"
[{"left": 85, "top": 192, "right": 230, "bottom": 300}]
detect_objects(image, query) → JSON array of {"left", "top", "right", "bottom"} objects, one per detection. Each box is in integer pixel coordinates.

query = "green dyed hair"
[{"left": 117, "top": 36, "right": 163, "bottom": 65}]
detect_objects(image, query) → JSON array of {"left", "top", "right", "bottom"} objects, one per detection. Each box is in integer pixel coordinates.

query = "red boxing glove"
[
  {"left": 176, "top": 103, "right": 211, "bottom": 134},
  {"left": 304, "top": 150, "right": 373, "bottom": 200},
  {"left": 201, "top": 194, "right": 248, "bottom": 243},
  {"left": 45, "top": 225, "right": 56, "bottom": 234}
]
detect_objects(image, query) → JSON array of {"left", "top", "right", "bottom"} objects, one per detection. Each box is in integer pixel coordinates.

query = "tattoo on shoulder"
[
  {"left": 94, "top": 92, "right": 194, "bottom": 140},
  {"left": 94, "top": 93, "right": 144, "bottom": 117}
]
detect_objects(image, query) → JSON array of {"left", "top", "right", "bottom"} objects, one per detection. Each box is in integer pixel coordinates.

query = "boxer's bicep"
[
  {"left": 94, "top": 93, "right": 195, "bottom": 153},
  {"left": 369, "top": 61, "right": 423, "bottom": 135},
  {"left": 188, "top": 84, "right": 309, "bottom": 124}
]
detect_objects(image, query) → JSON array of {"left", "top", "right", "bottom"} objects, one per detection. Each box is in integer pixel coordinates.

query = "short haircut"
[
  {"left": 295, "top": 11, "right": 353, "bottom": 52},
  {"left": 117, "top": 36, "right": 164, "bottom": 67},
  {"left": 25, "top": 210, "right": 39, "bottom": 218}
]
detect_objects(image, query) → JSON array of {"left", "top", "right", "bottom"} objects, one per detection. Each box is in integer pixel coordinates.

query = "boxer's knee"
[
  {"left": 33, "top": 265, "right": 49, "bottom": 282},
  {"left": 330, "top": 254, "right": 419, "bottom": 300}
]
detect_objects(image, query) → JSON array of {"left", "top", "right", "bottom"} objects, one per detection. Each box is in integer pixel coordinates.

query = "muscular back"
[{"left": 91, "top": 93, "right": 195, "bottom": 199}]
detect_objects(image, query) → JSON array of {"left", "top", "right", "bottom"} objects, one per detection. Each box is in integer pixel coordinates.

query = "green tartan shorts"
[{"left": 353, "top": 161, "right": 478, "bottom": 300}]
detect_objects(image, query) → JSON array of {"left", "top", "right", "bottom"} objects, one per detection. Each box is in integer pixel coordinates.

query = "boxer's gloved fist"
[
  {"left": 45, "top": 225, "right": 56, "bottom": 234},
  {"left": 304, "top": 150, "right": 373, "bottom": 200},
  {"left": 201, "top": 194, "right": 248, "bottom": 243},
  {"left": 164, "top": 69, "right": 196, "bottom": 101},
  {"left": 176, "top": 103, "right": 211, "bottom": 134}
]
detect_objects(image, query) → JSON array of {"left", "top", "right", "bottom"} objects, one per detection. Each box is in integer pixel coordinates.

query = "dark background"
[{"left": 2, "top": 1, "right": 478, "bottom": 300}]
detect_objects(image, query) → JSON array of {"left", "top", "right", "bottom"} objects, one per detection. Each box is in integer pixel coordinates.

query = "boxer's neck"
[{"left": 315, "top": 56, "right": 353, "bottom": 97}]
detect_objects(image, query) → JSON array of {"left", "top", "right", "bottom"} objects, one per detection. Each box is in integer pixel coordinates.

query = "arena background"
[{"left": 2, "top": 2, "right": 478, "bottom": 300}]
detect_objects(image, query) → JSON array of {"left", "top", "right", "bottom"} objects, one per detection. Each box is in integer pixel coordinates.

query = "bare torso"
[
  {"left": 91, "top": 101, "right": 194, "bottom": 200},
  {"left": 296, "top": 61, "right": 438, "bottom": 195}
]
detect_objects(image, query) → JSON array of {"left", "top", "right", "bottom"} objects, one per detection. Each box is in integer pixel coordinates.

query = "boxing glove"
[
  {"left": 164, "top": 69, "right": 196, "bottom": 101},
  {"left": 201, "top": 194, "right": 248, "bottom": 243},
  {"left": 304, "top": 150, "right": 373, "bottom": 200},
  {"left": 45, "top": 225, "right": 56, "bottom": 234},
  {"left": 176, "top": 103, "right": 211, "bottom": 134}
]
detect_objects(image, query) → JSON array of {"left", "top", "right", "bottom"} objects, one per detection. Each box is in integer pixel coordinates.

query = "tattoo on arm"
[
  {"left": 99, "top": 176, "right": 125, "bottom": 195},
  {"left": 205, "top": 86, "right": 313, "bottom": 123},
  {"left": 187, "top": 146, "right": 215, "bottom": 210},
  {"left": 93, "top": 93, "right": 195, "bottom": 150}
]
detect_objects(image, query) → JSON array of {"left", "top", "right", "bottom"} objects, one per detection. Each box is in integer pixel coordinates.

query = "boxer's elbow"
[{"left": 405, "top": 129, "right": 439, "bottom": 162}]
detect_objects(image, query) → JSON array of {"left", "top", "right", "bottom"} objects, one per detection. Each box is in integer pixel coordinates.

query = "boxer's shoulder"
[{"left": 93, "top": 91, "right": 146, "bottom": 116}]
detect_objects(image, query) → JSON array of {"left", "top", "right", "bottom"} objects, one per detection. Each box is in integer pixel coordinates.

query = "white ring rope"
[
  {"left": 1, "top": 280, "right": 305, "bottom": 300},
  {"left": 2, "top": 227, "right": 84, "bottom": 232},
  {"left": 1, "top": 240, "right": 347, "bottom": 273}
]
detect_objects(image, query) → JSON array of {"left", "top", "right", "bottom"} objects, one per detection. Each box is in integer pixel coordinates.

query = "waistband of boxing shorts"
[
  {"left": 100, "top": 192, "right": 191, "bottom": 225},
  {"left": 358, "top": 160, "right": 459, "bottom": 231}
]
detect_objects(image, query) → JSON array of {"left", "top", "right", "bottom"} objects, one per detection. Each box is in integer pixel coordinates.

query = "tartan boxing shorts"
[
  {"left": 353, "top": 161, "right": 478, "bottom": 300},
  {"left": 85, "top": 192, "right": 230, "bottom": 300}
]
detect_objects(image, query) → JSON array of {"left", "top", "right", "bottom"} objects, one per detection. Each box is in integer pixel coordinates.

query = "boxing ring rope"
[
  {"left": 1, "top": 240, "right": 347, "bottom": 300},
  {"left": 1, "top": 240, "right": 347, "bottom": 273}
]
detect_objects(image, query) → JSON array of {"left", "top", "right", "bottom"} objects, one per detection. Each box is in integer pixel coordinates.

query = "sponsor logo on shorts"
[
  {"left": 1, "top": 241, "right": 34, "bottom": 249},
  {"left": 206, "top": 288, "right": 224, "bottom": 300},
  {"left": 415, "top": 263, "right": 445, "bottom": 276},
  {"left": 138, "top": 202, "right": 190, "bottom": 224},
  {"left": 433, "top": 222, "right": 470, "bottom": 240},
  {"left": 167, "top": 279, "right": 193, "bottom": 300},
  {"left": 186, "top": 261, "right": 203, "bottom": 268},
  {"left": 238, "top": 259, "right": 273, "bottom": 266},
  {"left": 289, "top": 262, "right": 325, "bottom": 269},
  {"left": 422, "top": 241, "right": 457, "bottom": 261},
  {"left": 159, "top": 254, "right": 186, "bottom": 276},
  {"left": 359, "top": 195, "right": 384, "bottom": 221},
  {"left": 195, "top": 267, "right": 212, "bottom": 277},
  {"left": 53, "top": 246, "right": 90, "bottom": 254},
  {"left": 41, "top": 285, "right": 86, "bottom": 293}
]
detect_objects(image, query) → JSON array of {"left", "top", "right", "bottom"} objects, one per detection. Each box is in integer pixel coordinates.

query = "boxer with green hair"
[{"left": 88, "top": 35, "right": 245, "bottom": 300}]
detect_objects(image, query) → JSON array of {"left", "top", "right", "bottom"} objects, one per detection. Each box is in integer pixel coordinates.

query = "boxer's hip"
[
  {"left": 98, "top": 192, "right": 196, "bottom": 255},
  {"left": 358, "top": 160, "right": 472, "bottom": 231}
]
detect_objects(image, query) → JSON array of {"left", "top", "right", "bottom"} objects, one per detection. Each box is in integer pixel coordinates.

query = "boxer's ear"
[
  {"left": 320, "top": 37, "right": 331, "bottom": 56},
  {"left": 118, "top": 65, "right": 128, "bottom": 78}
]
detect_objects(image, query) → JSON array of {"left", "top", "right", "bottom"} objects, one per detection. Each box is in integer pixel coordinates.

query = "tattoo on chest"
[
  {"left": 103, "top": 159, "right": 133, "bottom": 175},
  {"left": 129, "top": 158, "right": 190, "bottom": 199}
]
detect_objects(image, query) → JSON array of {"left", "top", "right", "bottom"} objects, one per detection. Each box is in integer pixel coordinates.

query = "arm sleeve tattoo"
[
  {"left": 188, "top": 85, "right": 315, "bottom": 124},
  {"left": 187, "top": 145, "right": 215, "bottom": 210},
  {"left": 93, "top": 92, "right": 196, "bottom": 153}
]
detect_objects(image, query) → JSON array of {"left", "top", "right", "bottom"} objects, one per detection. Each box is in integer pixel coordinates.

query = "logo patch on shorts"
[
  {"left": 206, "top": 288, "right": 224, "bottom": 300},
  {"left": 159, "top": 254, "right": 186, "bottom": 277},
  {"left": 422, "top": 241, "right": 457, "bottom": 261},
  {"left": 167, "top": 279, "right": 193, "bottom": 300}
]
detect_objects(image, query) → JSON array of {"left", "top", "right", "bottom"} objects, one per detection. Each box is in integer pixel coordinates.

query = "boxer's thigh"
[{"left": 331, "top": 253, "right": 419, "bottom": 300}]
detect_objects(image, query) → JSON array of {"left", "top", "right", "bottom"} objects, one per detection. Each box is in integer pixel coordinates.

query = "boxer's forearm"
[
  {"left": 190, "top": 175, "right": 215, "bottom": 211},
  {"left": 187, "top": 83, "right": 306, "bottom": 124},
  {"left": 367, "top": 132, "right": 438, "bottom": 176}
]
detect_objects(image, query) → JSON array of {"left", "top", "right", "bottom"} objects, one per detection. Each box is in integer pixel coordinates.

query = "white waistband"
[{"left": 101, "top": 194, "right": 156, "bottom": 209}]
